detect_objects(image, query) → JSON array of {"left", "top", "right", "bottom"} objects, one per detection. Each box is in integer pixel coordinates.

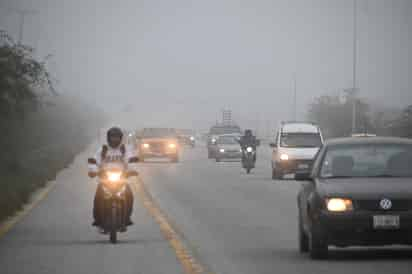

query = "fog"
[{"left": 1, "top": 0, "right": 411, "bottom": 130}]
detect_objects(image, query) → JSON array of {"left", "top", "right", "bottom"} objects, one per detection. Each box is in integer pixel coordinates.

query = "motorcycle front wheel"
[{"left": 110, "top": 207, "right": 117, "bottom": 244}]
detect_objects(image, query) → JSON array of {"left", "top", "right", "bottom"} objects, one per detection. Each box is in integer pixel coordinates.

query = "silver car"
[{"left": 215, "top": 135, "right": 242, "bottom": 162}]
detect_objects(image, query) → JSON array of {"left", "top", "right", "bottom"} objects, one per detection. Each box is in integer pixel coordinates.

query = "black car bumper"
[
  {"left": 319, "top": 211, "right": 412, "bottom": 246},
  {"left": 277, "top": 159, "right": 313, "bottom": 174}
]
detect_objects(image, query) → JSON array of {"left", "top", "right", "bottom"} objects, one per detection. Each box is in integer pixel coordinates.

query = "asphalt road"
[{"left": 1, "top": 143, "right": 412, "bottom": 274}]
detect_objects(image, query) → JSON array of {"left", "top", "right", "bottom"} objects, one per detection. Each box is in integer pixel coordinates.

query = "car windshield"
[
  {"left": 280, "top": 133, "right": 322, "bottom": 148},
  {"left": 142, "top": 128, "right": 176, "bottom": 138},
  {"left": 218, "top": 136, "right": 238, "bottom": 145},
  {"left": 320, "top": 144, "right": 412, "bottom": 178}
]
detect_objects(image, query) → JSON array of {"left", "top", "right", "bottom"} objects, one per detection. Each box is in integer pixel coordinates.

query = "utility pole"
[
  {"left": 351, "top": 0, "right": 358, "bottom": 134},
  {"left": 293, "top": 73, "right": 297, "bottom": 121}
]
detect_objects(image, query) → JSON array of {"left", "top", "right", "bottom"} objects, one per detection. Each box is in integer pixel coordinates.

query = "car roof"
[
  {"left": 281, "top": 122, "right": 319, "bottom": 133},
  {"left": 325, "top": 136, "right": 412, "bottom": 146}
]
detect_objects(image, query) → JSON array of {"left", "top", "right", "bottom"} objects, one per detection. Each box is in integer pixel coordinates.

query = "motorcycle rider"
[
  {"left": 88, "top": 127, "right": 136, "bottom": 228},
  {"left": 239, "top": 129, "right": 258, "bottom": 165}
]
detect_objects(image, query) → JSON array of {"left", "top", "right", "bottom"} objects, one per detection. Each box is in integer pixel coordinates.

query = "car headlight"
[
  {"left": 246, "top": 147, "right": 253, "bottom": 153},
  {"left": 326, "top": 198, "right": 353, "bottom": 212},
  {"left": 143, "top": 143, "right": 150, "bottom": 149},
  {"left": 169, "top": 143, "right": 177, "bottom": 149},
  {"left": 219, "top": 148, "right": 225, "bottom": 153},
  {"left": 211, "top": 138, "right": 217, "bottom": 143},
  {"left": 280, "top": 154, "right": 289, "bottom": 161},
  {"left": 190, "top": 136, "right": 195, "bottom": 141},
  {"left": 107, "top": 172, "right": 122, "bottom": 182}
]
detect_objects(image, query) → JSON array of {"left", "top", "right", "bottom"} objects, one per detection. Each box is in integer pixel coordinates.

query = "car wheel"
[
  {"left": 272, "top": 168, "right": 276, "bottom": 180},
  {"left": 298, "top": 212, "right": 309, "bottom": 253},
  {"left": 272, "top": 167, "right": 283, "bottom": 180},
  {"left": 309, "top": 223, "right": 328, "bottom": 259}
]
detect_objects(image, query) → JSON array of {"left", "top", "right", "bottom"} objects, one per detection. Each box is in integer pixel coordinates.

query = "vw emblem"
[{"left": 380, "top": 198, "right": 392, "bottom": 210}]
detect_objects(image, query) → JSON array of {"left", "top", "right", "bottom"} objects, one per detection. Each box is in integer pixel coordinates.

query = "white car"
[{"left": 270, "top": 122, "right": 323, "bottom": 179}]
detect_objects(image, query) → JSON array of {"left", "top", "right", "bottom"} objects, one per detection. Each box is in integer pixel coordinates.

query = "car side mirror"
[
  {"left": 128, "top": 157, "right": 139, "bottom": 163},
  {"left": 295, "top": 171, "right": 312, "bottom": 181},
  {"left": 88, "top": 158, "right": 97, "bottom": 164}
]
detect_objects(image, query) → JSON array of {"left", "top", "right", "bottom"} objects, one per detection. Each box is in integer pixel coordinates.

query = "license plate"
[
  {"left": 373, "top": 215, "right": 400, "bottom": 229},
  {"left": 298, "top": 164, "right": 309, "bottom": 169}
]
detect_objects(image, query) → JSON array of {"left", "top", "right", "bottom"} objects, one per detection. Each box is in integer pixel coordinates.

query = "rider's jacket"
[
  {"left": 239, "top": 135, "right": 257, "bottom": 149},
  {"left": 88, "top": 144, "right": 136, "bottom": 174}
]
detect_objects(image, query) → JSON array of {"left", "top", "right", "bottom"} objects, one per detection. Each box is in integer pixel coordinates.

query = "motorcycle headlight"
[
  {"left": 280, "top": 154, "right": 289, "bottom": 161},
  {"left": 190, "top": 136, "right": 195, "bottom": 141},
  {"left": 107, "top": 172, "right": 122, "bottom": 182},
  {"left": 169, "top": 143, "right": 177, "bottom": 149},
  {"left": 211, "top": 138, "right": 217, "bottom": 144},
  {"left": 219, "top": 148, "right": 225, "bottom": 153},
  {"left": 143, "top": 143, "right": 150, "bottom": 149},
  {"left": 246, "top": 147, "right": 253, "bottom": 153}
]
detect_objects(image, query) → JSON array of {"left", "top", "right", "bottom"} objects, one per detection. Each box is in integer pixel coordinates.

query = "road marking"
[
  {"left": 131, "top": 178, "right": 213, "bottom": 274},
  {"left": 0, "top": 180, "right": 57, "bottom": 239}
]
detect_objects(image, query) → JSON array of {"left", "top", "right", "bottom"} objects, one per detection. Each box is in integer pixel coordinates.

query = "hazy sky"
[{"left": 1, "top": 0, "right": 411, "bottom": 130}]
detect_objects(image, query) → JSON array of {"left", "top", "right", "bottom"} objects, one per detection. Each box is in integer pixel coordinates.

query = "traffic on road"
[{"left": 1, "top": 1, "right": 412, "bottom": 274}]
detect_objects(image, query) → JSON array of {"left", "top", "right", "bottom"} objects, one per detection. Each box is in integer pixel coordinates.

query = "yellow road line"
[
  {"left": 131, "top": 178, "right": 213, "bottom": 274},
  {"left": 0, "top": 181, "right": 57, "bottom": 239}
]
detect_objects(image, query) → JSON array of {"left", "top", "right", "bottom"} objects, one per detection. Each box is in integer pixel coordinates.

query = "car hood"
[
  {"left": 318, "top": 178, "right": 412, "bottom": 199},
  {"left": 140, "top": 137, "right": 177, "bottom": 143},
  {"left": 278, "top": 147, "right": 319, "bottom": 160}
]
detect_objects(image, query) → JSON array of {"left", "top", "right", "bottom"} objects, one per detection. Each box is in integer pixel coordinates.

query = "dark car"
[{"left": 296, "top": 137, "right": 412, "bottom": 259}]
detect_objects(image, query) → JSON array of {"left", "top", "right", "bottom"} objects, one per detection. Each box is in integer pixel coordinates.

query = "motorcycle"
[
  {"left": 88, "top": 157, "right": 138, "bottom": 243},
  {"left": 242, "top": 146, "right": 256, "bottom": 174}
]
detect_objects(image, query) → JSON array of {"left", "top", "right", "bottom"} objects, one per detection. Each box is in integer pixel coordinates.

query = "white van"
[{"left": 270, "top": 122, "right": 323, "bottom": 179}]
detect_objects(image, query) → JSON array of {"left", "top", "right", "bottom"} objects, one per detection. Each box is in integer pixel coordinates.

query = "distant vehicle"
[
  {"left": 137, "top": 128, "right": 179, "bottom": 162},
  {"left": 270, "top": 122, "right": 323, "bottom": 179},
  {"left": 242, "top": 146, "right": 256, "bottom": 174},
  {"left": 207, "top": 124, "right": 241, "bottom": 159},
  {"left": 215, "top": 134, "right": 242, "bottom": 162},
  {"left": 177, "top": 129, "right": 196, "bottom": 148},
  {"left": 296, "top": 137, "right": 412, "bottom": 259}
]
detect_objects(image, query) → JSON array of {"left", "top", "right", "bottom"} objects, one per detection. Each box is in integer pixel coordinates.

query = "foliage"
[
  {"left": 0, "top": 30, "right": 55, "bottom": 117},
  {"left": 386, "top": 105, "right": 412, "bottom": 137},
  {"left": 0, "top": 30, "right": 105, "bottom": 221},
  {"left": 307, "top": 94, "right": 372, "bottom": 138}
]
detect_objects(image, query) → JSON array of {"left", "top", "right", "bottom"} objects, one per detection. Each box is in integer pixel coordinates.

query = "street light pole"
[
  {"left": 293, "top": 73, "right": 297, "bottom": 121},
  {"left": 6, "top": 8, "right": 38, "bottom": 44},
  {"left": 351, "top": 0, "right": 358, "bottom": 134}
]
